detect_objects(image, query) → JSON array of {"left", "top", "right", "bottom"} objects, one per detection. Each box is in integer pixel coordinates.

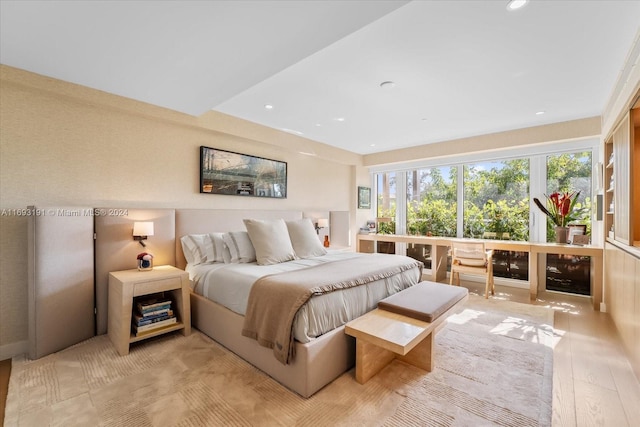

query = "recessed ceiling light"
[
  {"left": 506, "top": 0, "right": 528, "bottom": 11},
  {"left": 334, "top": 117, "right": 345, "bottom": 122},
  {"left": 264, "top": 104, "right": 273, "bottom": 110},
  {"left": 536, "top": 111, "right": 545, "bottom": 115},
  {"left": 380, "top": 81, "right": 395, "bottom": 89},
  {"left": 370, "top": 144, "right": 376, "bottom": 147},
  {"left": 315, "top": 123, "right": 322, "bottom": 127}
]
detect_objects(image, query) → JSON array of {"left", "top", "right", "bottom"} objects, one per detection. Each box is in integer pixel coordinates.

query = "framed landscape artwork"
[{"left": 200, "top": 146, "right": 287, "bottom": 198}]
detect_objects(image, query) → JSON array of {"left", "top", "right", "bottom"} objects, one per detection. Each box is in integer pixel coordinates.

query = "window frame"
[{"left": 370, "top": 137, "right": 601, "bottom": 245}]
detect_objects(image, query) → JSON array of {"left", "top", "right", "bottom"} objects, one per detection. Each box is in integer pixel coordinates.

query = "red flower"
[{"left": 533, "top": 190, "right": 581, "bottom": 227}]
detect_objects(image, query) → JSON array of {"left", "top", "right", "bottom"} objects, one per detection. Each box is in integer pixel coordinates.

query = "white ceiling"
[{"left": 1, "top": 1, "right": 639, "bottom": 155}]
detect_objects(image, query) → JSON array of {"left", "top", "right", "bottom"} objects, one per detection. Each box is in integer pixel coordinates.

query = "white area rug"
[{"left": 5, "top": 295, "right": 554, "bottom": 426}]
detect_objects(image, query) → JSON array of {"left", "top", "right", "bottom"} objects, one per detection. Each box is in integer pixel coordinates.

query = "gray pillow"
[
  {"left": 244, "top": 219, "right": 296, "bottom": 265},
  {"left": 286, "top": 218, "right": 327, "bottom": 259}
]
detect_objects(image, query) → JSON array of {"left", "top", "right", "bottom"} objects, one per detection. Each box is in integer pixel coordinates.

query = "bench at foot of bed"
[{"left": 344, "top": 281, "right": 468, "bottom": 384}]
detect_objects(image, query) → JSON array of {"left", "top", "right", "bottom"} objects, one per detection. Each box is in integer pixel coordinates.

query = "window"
[
  {"left": 545, "top": 151, "right": 593, "bottom": 295},
  {"left": 371, "top": 138, "right": 597, "bottom": 293},
  {"left": 463, "top": 159, "right": 529, "bottom": 241},
  {"left": 376, "top": 172, "right": 396, "bottom": 253},
  {"left": 464, "top": 159, "right": 530, "bottom": 280},
  {"left": 407, "top": 167, "right": 457, "bottom": 237}
]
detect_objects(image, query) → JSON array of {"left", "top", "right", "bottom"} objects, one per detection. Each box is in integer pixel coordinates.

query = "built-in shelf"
[{"left": 604, "top": 107, "right": 638, "bottom": 247}]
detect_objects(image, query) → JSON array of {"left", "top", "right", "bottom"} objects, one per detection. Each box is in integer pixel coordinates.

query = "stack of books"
[{"left": 132, "top": 294, "right": 177, "bottom": 336}]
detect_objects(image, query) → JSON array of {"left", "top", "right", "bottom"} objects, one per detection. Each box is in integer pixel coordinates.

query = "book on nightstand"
[
  {"left": 133, "top": 310, "right": 174, "bottom": 327},
  {"left": 136, "top": 295, "right": 172, "bottom": 314},
  {"left": 132, "top": 316, "right": 177, "bottom": 335},
  {"left": 132, "top": 292, "right": 176, "bottom": 336}
]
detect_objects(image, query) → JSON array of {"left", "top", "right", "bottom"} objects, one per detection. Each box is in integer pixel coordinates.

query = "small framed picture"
[
  {"left": 568, "top": 224, "right": 587, "bottom": 244},
  {"left": 358, "top": 186, "right": 371, "bottom": 209},
  {"left": 572, "top": 234, "right": 590, "bottom": 245}
]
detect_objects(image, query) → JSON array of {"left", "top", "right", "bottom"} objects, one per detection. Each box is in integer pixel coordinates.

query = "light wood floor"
[{"left": 462, "top": 281, "right": 640, "bottom": 427}]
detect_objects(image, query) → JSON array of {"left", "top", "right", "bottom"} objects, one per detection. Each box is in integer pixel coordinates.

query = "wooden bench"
[{"left": 345, "top": 281, "right": 468, "bottom": 384}]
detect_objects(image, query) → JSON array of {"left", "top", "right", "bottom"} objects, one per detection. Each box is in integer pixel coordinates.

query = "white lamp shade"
[
  {"left": 317, "top": 218, "right": 329, "bottom": 228},
  {"left": 133, "top": 221, "right": 154, "bottom": 237}
]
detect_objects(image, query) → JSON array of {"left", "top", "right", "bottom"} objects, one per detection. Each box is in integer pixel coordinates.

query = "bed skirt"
[{"left": 190, "top": 291, "right": 356, "bottom": 398}]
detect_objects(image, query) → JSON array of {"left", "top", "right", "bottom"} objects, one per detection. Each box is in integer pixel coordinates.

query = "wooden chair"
[{"left": 449, "top": 241, "right": 495, "bottom": 298}]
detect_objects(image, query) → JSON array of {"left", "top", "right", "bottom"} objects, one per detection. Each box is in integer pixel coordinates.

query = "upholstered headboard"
[{"left": 174, "top": 209, "right": 304, "bottom": 270}]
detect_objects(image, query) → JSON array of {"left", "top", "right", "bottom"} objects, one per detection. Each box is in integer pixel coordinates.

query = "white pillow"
[
  {"left": 223, "top": 231, "right": 256, "bottom": 263},
  {"left": 244, "top": 219, "right": 296, "bottom": 265},
  {"left": 286, "top": 219, "right": 327, "bottom": 259},
  {"left": 180, "top": 234, "right": 211, "bottom": 265}
]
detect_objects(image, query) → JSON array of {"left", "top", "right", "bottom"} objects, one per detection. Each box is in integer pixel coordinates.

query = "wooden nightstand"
[{"left": 108, "top": 265, "right": 191, "bottom": 356}]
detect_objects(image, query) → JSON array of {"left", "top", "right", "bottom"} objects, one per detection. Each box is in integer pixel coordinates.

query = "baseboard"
[{"left": 0, "top": 340, "right": 27, "bottom": 361}]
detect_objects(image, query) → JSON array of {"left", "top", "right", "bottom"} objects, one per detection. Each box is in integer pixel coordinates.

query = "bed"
[{"left": 175, "top": 209, "right": 423, "bottom": 397}]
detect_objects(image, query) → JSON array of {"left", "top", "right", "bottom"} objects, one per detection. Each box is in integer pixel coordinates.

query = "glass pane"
[
  {"left": 376, "top": 172, "right": 396, "bottom": 253},
  {"left": 406, "top": 166, "right": 457, "bottom": 237},
  {"left": 545, "top": 152, "right": 592, "bottom": 238},
  {"left": 545, "top": 152, "right": 592, "bottom": 295},
  {"left": 463, "top": 159, "right": 530, "bottom": 240},
  {"left": 463, "top": 159, "right": 530, "bottom": 280}
]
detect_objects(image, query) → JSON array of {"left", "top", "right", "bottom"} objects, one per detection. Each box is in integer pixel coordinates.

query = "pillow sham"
[
  {"left": 286, "top": 218, "right": 327, "bottom": 259},
  {"left": 223, "top": 231, "right": 257, "bottom": 264},
  {"left": 207, "top": 232, "right": 230, "bottom": 263},
  {"left": 180, "top": 234, "right": 211, "bottom": 265},
  {"left": 244, "top": 218, "right": 296, "bottom": 265}
]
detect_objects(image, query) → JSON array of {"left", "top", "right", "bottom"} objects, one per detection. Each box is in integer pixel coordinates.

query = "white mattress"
[{"left": 187, "top": 252, "right": 421, "bottom": 343}]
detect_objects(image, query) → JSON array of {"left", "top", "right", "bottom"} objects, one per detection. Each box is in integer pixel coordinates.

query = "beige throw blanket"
[{"left": 241, "top": 254, "right": 423, "bottom": 364}]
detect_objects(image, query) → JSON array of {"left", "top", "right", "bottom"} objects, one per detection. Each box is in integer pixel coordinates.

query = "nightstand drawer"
[{"left": 133, "top": 276, "right": 181, "bottom": 296}]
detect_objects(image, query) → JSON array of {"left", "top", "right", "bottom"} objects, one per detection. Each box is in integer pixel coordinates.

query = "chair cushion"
[
  {"left": 456, "top": 257, "right": 487, "bottom": 267},
  {"left": 378, "top": 281, "right": 468, "bottom": 322}
]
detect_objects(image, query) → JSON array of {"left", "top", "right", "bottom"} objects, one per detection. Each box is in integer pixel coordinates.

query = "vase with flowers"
[{"left": 533, "top": 191, "right": 581, "bottom": 243}]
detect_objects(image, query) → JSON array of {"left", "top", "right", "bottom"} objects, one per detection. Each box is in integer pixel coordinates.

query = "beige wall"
[{"left": 0, "top": 66, "right": 362, "bottom": 357}]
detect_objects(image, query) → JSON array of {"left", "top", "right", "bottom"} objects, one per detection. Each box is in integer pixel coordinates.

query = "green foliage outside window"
[
  {"left": 546, "top": 152, "right": 592, "bottom": 241},
  {"left": 377, "top": 151, "right": 591, "bottom": 243}
]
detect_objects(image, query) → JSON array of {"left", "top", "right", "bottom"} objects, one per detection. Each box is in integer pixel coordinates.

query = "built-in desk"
[{"left": 357, "top": 234, "right": 604, "bottom": 310}]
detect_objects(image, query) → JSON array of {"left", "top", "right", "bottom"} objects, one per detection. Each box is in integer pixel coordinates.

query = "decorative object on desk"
[
  {"left": 366, "top": 220, "right": 376, "bottom": 233},
  {"left": 200, "top": 146, "right": 287, "bottom": 198},
  {"left": 567, "top": 224, "right": 587, "bottom": 244},
  {"left": 534, "top": 191, "right": 580, "bottom": 227},
  {"left": 572, "top": 234, "right": 590, "bottom": 245},
  {"left": 323, "top": 235, "right": 330, "bottom": 248},
  {"left": 132, "top": 221, "right": 154, "bottom": 247},
  {"left": 554, "top": 226, "right": 569, "bottom": 244},
  {"left": 534, "top": 191, "right": 585, "bottom": 243},
  {"left": 359, "top": 226, "right": 370, "bottom": 234},
  {"left": 357, "top": 186, "right": 371, "bottom": 209},
  {"left": 137, "top": 252, "right": 154, "bottom": 271}
]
